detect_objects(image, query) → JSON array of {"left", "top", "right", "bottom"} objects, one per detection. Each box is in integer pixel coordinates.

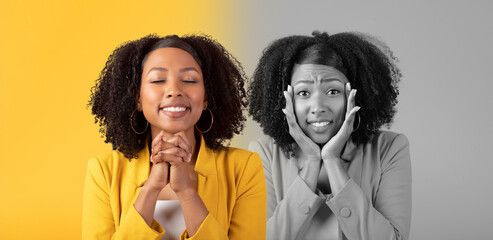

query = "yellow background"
[{"left": 0, "top": 1, "right": 243, "bottom": 239}]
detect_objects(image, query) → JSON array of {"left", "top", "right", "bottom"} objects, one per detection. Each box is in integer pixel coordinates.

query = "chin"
[
  {"left": 309, "top": 133, "right": 335, "bottom": 145},
  {"left": 310, "top": 136, "right": 330, "bottom": 145},
  {"left": 161, "top": 124, "right": 190, "bottom": 134}
]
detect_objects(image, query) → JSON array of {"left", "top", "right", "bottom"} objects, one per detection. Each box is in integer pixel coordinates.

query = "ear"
[
  {"left": 136, "top": 93, "right": 143, "bottom": 111},
  {"left": 203, "top": 99, "right": 208, "bottom": 110}
]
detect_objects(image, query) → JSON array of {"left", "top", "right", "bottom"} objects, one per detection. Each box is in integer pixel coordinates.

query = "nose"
[
  {"left": 310, "top": 92, "right": 327, "bottom": 115},
  {"left": 165, "top": 76, "right": 183, "bottom": 98}
]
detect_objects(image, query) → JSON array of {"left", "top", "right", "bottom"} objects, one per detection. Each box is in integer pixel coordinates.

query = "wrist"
[
  {"left": 322, "top": 157, "right": 344, "bottom": 169},
  {"left": 140, "top": 185, "right": 162, "bottom": 198},
  {"left": 176, "top": 188, "right": 199, "bottom": 203}
]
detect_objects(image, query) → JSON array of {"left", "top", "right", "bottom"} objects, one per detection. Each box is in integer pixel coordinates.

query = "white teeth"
[
  {"left": 161, "top": 107, "right": 187, "bottom": 112},
  {"left": 310, "top": 122, "right": 331, "bottom": 127}
]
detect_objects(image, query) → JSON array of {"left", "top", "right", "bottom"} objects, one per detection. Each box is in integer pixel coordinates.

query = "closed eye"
[
  {"left": 182, "top": 80, "right": 197, "bottom": 84},
  {"left": 151, "top": 80, "right": 165, "bottom": 83}
]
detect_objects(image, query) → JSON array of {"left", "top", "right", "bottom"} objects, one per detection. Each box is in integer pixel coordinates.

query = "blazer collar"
[
  {"left": 341, "top": 138, "right": 358, "bottom": 162},
  {"left": 194, "top": 134, "right": 217, "bottom": 177},
  {"left": 133, "top": 137, "right": 152, "bottom": 188},
  {"left": 341, "top": 138, "right": 363, "bottom": 187}
]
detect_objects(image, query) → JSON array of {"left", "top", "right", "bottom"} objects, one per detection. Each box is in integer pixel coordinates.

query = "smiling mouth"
[
  {"left": 161, "top": 106, "right": 188, "bottom": 112},
  {"left": 309, "top": 121, "right": 333, "bottom": 127}
]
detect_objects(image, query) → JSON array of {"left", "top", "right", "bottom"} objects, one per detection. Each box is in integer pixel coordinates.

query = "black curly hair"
[
  {"left": 89, "top": 34, "right": 248, "bottom": 159},
  {"left": 248, "top": 31, "right": 401, "bottom": 153}
]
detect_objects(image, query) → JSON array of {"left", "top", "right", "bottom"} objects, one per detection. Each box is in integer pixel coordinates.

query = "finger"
[
  {"left": 166, "top": 136, "right": 192, "bottom": 159},
  {"left": 152, "top": 149, "right": 187, "bottom": 164},
  {"left": 281, "top": 108, "right": 296, "bottom": 135},
  {"left": 152, "top": 130, "right": 173, "bottom": 150},
  {"left": 283, "top": 87, "right": 298, "bottom": 128},
  {"left": 341, "top": 106, "right": 361, "bottom": 134},
  {"left": 160, "top": 147, "right": 188, "bottom": 159},
  {"left": 151, "top": 141, "right": 177, "bottom": 162},
  {"left": 163, "top": 134, "right": 192, "bottom": 163},
  {"left": 346, "top": 89, "right": 357, "bottom": 118},
  {"left": 151, "top": 130, "right": 165, "bottom": 151},
  {"left": 345, "top": 83, "right": 356, "bottom": 116},
  {"left": 283, "top": 85, "right": 295, "bottom": 113},
  {"left": 172, "top": 133, "right": 192, "bottom": 154}
]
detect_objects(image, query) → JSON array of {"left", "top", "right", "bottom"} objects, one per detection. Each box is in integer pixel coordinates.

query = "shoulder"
[
  {"left": 370, "top": 130, "right": 410, "bottom": 152},
  {"left": 247, "top": 135, "right": 278, "bottom": 158},
  {"left": 209, "top": 146, "right": 265, "bottom": 184},
  {"left": 86, "top": 150, "right": 132, "bottom": 176},
  {"left": 367, "top": 130, "right": 411, "bottom": 168},
  {"left": 215, "top": 146, "right": 262, "bottom": 169}
]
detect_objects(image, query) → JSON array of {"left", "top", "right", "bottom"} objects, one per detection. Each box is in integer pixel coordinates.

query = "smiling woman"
[
  {"left": 84, "top": 34, "right": 266, "bottom": 240},
  {"left": 139, "top": 47, "right": 206, "bottom": 140}
]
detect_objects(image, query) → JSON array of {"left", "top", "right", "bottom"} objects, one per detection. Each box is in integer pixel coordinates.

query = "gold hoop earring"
[
  {"left": 352, "top": 112, "right": 361, "bottom": 133},
  {"left": 195, "top": 108, "right": 214, "bottom": 134},
  {"left": 131, "top": 110, "right": 149, "bottom": 134}
]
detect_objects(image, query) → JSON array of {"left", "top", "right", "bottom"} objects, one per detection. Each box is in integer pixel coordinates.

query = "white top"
[{"left": 154, "top": 200, "right": 186, "bottom": 240}]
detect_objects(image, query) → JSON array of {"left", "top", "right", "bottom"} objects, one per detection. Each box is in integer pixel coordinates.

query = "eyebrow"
[
  {"left": 147, "top": 67, "right": 200, "bottom": 75},
  {"left": 294, "top": 78, "right": 344, "bottom": 85}
]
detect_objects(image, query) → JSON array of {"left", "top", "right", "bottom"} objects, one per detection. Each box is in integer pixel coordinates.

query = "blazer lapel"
[
  {"left": 194, "top": 135, "right": 219, "bottom": 217},
  {"left": 133, "top": 137, "right": 152, "bottom": 189},
  {"left": 341, "top": 139, "right": 363, "bottom": 188}
]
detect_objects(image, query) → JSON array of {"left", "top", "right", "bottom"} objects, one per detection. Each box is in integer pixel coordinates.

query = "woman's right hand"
[
  {"left": 283, "top": 85, "right": 321, "bottom": 161},
  {"left": 283, "top": 85, "right": 321, "bottom": 191}
]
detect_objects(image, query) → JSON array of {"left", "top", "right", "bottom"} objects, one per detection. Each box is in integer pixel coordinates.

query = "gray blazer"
[{"left": 249, "top": 131, "right": 412, "bottom": 240}]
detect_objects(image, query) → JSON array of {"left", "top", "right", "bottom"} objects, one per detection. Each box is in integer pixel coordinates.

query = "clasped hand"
[{"left": 145, "top": 130, "right": 193, "bottom": 193}]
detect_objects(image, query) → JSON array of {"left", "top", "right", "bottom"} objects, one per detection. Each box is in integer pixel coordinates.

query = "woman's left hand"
[{"left": 321, "top": 83, "right": 361, "bottom": 162}]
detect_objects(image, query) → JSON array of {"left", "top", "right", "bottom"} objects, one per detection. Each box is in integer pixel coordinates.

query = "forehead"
[
  {"left": 291, "top": 64, "right": 348, "bottom": 84},
  {"left": 143, "top": 47, "right": 201, "bottom": 71}
]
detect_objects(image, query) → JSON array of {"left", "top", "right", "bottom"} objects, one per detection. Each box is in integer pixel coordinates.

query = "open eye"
[
  {"left": 297, "top": 90, "right": 310, "bottom": 97},
  {"left": 326, "top": 89, "right": 340, "bottom": 95}
]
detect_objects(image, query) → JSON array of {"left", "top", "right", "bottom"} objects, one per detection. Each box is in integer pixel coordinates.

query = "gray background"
[{"left": 225, "top": 1, "right": 493, "bottom": 239}]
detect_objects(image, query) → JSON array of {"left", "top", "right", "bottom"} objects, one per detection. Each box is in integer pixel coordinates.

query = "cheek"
[
  {"left": 190, "top": 87, "right": 206, "bottom": 113},
  {"left": 139, "top": 87, "right": 162, "bottom": 115},
  {"left": 333, "top": 99, "right": 347, "bottom": 121},
  {"left": 293, "top": 99, "right": 307, "bottom": 124}
]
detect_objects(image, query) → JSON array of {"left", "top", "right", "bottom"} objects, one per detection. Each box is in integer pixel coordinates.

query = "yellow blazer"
[{"left": 82, "top": 135, "right": 266, "bottom": 240}]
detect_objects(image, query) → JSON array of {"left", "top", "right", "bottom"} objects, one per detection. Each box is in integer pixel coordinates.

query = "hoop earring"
[
  {"left": 130, "top": 110, "right": 149, "bottom": 134},
  {"left": 195, "top": 108, "right": 214, "bottom": 134},
  {"left": 352, "top": 112, "right": 361, "bottom": 133}
]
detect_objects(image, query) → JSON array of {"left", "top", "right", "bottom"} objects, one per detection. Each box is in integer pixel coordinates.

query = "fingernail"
[
  {"left": 356, "top": 106, "right": 361, "bottom": 111},
  {"left": 288, "top": 85, "right": 292, "bottom": 91}
]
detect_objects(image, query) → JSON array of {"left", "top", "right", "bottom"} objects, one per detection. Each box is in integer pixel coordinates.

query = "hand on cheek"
[
  {"left": 322, "top": 83, "right": 360, "bottom": 162},
  {"left": 282, "top": 85, "right": 321, "bottom": 161}
]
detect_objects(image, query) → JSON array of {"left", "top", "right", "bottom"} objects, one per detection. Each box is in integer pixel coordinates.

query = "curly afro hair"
[
  {"left": 89, "top": 34, "right": 248, "bottom": 159},
  {"left": 248, "top": 31, "right": 401, "bottom": 153}
]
